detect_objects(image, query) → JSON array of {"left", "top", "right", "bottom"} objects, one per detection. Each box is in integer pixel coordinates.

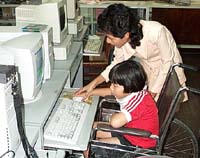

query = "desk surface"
[
  {"left": 15, "top": 41, "right": 99, "bottom": 157},
  {"left": 24, "top": 70, "right": 69, "bottom": 126},
  {"left": 54, "top": 42, "right": 82, "bottom": 71},
  {"left": 25, "top": 42, "right": 82, "bottom": 126}
]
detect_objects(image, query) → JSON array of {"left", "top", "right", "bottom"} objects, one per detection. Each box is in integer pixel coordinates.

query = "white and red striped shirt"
[{"left": 117, "top": 90, "right": 159, "bottom": 148}]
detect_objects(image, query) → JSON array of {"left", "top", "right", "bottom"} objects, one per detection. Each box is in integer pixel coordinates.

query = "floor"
[
  {"left": 174, "top": 51, "right": 200, "bottom": 155},
  {"left": 175, "top": 52, "right": 200, "bottom": 138}
]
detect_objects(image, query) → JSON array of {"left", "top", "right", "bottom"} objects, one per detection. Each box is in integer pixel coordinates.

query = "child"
[{"left": 84, "top": 58, "right": 159, "bottom": 152}]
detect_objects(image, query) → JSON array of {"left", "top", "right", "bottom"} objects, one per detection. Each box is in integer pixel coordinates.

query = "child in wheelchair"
[{"left": 81, "top": 58, "right": 159, "bottom": 157}]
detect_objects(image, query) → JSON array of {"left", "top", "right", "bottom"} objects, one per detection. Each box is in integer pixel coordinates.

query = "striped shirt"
[{"left": 117, "top": 90, "right": 159, "bottom": 148}]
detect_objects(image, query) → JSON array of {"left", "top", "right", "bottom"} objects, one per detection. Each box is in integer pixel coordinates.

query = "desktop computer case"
[{"left": 0, "top": 65, "right": 21, "bottom": 157}]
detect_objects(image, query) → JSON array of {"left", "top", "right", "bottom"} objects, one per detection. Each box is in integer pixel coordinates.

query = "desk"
[
  {"left": 25, "top": 42, "right": 82, "bottom": 127},
  {"left": 15, "top": 41, "right": 99, "bottom": 157},
  {"left": 54, "top": 41, "right": 83, "bottom": 88},
  {"left": 43, "top": 89, "right": 99, "bottom": 151}
]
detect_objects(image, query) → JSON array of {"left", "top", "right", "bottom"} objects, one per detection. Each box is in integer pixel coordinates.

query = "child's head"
[{"left": 109, "top": 58, "right": 147, "bottom": 96}]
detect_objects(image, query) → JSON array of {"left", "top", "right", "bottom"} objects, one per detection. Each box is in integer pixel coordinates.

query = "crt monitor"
[
  {"left": 0, "top": 33, "right": 44, "bottom": 103},
  {"left": 66, "top": 0, "right": 79, "bottom": 19},
  {"left": 0, "top": 25, "right": 54, "bottom": 82},
  {"left": 15, "top": 0, "right": 68, "bottom": 44},
  {"left": 42, "top": 0, "right": 79, "bottom": 19}
]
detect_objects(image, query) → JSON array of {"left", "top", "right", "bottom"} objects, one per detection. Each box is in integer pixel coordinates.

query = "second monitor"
[{"left": 15, "top": 0, "right": 68, "bottom": 44}]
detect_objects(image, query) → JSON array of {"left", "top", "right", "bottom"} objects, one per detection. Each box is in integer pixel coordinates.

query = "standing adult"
[{"left": 75, "top": 3, "right": 186, "bottom": 101}]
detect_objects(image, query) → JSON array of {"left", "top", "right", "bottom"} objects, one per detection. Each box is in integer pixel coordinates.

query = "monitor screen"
[
  {"left": 0, "top": 33, "right": 44, "bottom": 103},
  {"left": 35, "top": 47, "right": 44, "bottom": 86},
  {"left": 15, "top": 0, "right": 68, "bottom": 44},
  {"left": 59, "top": 5, "right": 65, "bottom": 32}
]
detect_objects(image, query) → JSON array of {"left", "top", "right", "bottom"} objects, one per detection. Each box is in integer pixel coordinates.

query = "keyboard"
[
  {"left": 44, "top": 98, "right": 90, "bottom": 144},
  {"left": 84, "top": 35, "right": 104, "bottom": 55}
]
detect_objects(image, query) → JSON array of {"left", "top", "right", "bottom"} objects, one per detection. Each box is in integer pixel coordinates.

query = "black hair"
[
  {"left": 97, "top": 3, "right": 143, "bottom": 49},
  {"left": 109, "top": 57, "right": 147, "bottom": 93}
]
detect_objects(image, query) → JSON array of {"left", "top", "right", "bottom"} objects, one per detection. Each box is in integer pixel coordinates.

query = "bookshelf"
[{"left": 0, "top": 4, "right": 18, "bottom": 26}]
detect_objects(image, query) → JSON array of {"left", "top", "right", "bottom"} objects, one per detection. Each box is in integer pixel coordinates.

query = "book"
[{"left": 21, "top": 24, "right": 47, "bottom": 32}]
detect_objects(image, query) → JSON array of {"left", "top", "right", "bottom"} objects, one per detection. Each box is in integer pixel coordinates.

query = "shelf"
[
  {"left": 0, "top": 2, "right": 29, "bottom": 26},
  {"left": 80, "top": 6, "right": 147, "bottom": 34},
  {"left": 83, "top": 52, "right": 109, "bottom": 86}
]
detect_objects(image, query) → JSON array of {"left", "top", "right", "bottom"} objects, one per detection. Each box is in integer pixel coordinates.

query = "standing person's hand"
[
  {"left": 149, "top": 91, "right": 157, "bottom": 99},
  {"left": 74, "top": 81, "right": 96, "bottom": 101},
  {"left": 74, "top": 75, "right": 106, "bottom": 100}
]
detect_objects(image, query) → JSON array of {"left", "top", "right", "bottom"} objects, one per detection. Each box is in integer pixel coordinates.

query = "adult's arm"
[
  {"left": 150, "top": 26, "right": 175, "bottom": 94},
  {"left": 89, "top": 87, "right": 112, "bottom": 97},
  {"left": 101, "top": 45, "right": 130, "bottom": 82},
  {"left": 75, "top": 74, "right": 105, "bottom": 96}
]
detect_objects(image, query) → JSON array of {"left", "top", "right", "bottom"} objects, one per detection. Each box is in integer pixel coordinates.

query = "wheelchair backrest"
[
  {"left": 156, "top": 64, "right": 183, "bottom": 145},
  {"left": 156, "top": 63, "right": 200, "bottom": 153}
]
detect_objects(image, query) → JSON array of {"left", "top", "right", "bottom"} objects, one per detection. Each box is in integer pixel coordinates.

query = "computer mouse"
[{"left": 72, "top": 96, "right": 84, "bottom": 102}]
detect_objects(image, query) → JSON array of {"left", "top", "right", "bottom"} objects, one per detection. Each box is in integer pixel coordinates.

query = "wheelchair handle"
[
  {"left": 174, "top": 63, "right": 200, "bottom": 72},
  {"left": 187, "top": 86, "right": 200, "bottom": 96}
]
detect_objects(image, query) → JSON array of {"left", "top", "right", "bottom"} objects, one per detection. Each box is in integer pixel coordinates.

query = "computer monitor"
[
  {"left": 0, "top": 33, "right": 44, "bottom": 103},
  {"left": 42, "top": 0, "right": 79, "bottom": 19},
  {"left": 15, "top": 0, "right": 68, "bottom": 44},
  {"left": 0, "top": 25, "right": 54, "bottom": 82},
  {"left": 66, "top": 0, "right": 79, "bottom": 19}
]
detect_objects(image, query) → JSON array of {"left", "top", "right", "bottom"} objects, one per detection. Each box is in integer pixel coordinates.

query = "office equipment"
[
  {"left": 53, "top": 34, "right": 73, "bottom": 60},
  {"left": 0, "top": 34, "right": 44, "bottom": 102},
  {"left": 0, "top": 65, "right": 20, "bottom": 158},
  {"left": 66, "top": 0, "right": 79, "bottom": 19},
  {"left": 72, "top": 96, "right": 84, "bottom": 102},
  {"left": 54, "top": 42, "right": 83, "bottom": 88},
  {"left": 13, "top": 43, "right": 83, "bottom": 157},
  {"left": 21, "top": 24, "right": 47, "bottom": 32},
  {"left": 68, "top": 15, "right": 84, "bottom": 35},
  {"left": 41, "top": 0, "right": 79, "bottom": 19},
  {"left": 0, "top": 25, "right": 54, "bottom": 81},
  {"left": 15, "top": 0, "right": 68, "bottom": 44},
  {"left": 84, "top": 35, "right": 104, "bottom": 56},
  {"left": 44, "top": 98, "right": 90, "bottom": 145},
  {"left": 42, "top": 88, "right": 99, "bottom": 151}
]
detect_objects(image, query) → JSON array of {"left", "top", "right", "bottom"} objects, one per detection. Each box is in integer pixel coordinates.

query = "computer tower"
[{"left": 0, "top": 65, "right": 21, "bottom": 158}]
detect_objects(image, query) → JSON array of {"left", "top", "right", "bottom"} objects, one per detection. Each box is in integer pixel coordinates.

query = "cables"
[
  {"left": 11, "top": 71, "right": 38, "bottom": 158},
  {"left": 0, "top": 150, "right": 15, "bottom": 158}
]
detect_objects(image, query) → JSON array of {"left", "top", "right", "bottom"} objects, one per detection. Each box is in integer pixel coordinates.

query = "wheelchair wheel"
[{"left": 162, "top": 118, "right": 198, "bottom": 158}]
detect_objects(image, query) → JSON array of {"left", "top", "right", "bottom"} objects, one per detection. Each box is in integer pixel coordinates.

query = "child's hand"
[{"left": 73, "top": 91, "right": 89, "bottom": 102}]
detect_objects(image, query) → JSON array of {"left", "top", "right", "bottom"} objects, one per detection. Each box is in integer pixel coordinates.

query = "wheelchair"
[{"left": 88, "top": 63, "right": 200, "bottom": 158}]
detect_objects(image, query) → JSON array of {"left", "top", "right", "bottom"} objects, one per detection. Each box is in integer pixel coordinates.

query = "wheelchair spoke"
[
  {"left": 164, "top": 147, "right": 195, "bottom": 157},
  {"left": 165, "top": 136, "right": 195, "bottom": 147},
  {"left": 162, "top": 119, "right": 198, "bottom": 158}
]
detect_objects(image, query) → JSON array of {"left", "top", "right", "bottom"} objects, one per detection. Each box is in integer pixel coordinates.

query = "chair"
[{"left": 89, "top": 63, "right": 200, "bottom": 158}]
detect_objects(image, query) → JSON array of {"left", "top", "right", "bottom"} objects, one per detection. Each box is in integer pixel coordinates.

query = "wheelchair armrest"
[{"left": 97, "top": 124, "right": 152, "bottom": 138}]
